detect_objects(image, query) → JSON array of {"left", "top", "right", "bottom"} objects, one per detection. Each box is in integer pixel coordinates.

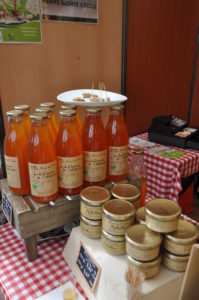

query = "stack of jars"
[
  {"left": 80, "top": 186, "right": 110, "bottom": 238},
  {"left": 4, "top": 102, "right": 131, "bottom": 204},
  {"left": 126, "top": 198, "right": 198, "bottom": 278}
]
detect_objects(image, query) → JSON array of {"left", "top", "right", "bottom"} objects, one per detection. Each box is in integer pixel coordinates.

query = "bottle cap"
[
  {"left": 14, "top": 104, "right": 30, "bottom": 111},
  {"left": 61, "top": 104, "right": 77, "bottom": 110},
  {"left": 86, "top": 107, "right": 101, "bottom": 113},
  {"left": 35, "top": 107, "right": 52, "bottom": 115},
  {"left": 6, "top": 110, "right": 23, "bottom": 117},
  {"left": 111, "top": 104, "right": 124, "bottom": 111},
  {"left": 59, "top": 109, "right": 76, "bottom": 117},
  {"left": 131, "top": 147, "right": 144, "bottom": 155},
  {"left": 30, "top": 112, "right": 47, "bottom": 121},
  {"left": 40, "top": 102, "right": 55, "bottom": 108}
]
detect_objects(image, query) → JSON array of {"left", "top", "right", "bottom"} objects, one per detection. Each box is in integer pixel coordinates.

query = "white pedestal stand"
[{"left": 63, "top": 227, "right": 184, "bottom": 300}]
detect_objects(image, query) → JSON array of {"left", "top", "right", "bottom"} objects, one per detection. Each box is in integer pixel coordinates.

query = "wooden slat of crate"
[{"left": 0, "top": 179, "right": 80, "bottom": 261}]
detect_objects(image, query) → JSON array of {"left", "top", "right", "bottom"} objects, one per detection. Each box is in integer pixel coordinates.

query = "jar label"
[
  {"left": 84, "top": 150, "right": 107, "bottom": 182},
  {"left": 58, "top": 155, "right": 83, "bottom": 189},
  {"left": 29, "top": 161, "right": 58, "bottom": 197},
  {"left": 109, "top": 145, "right": 128, "bottom": 175},
  {"left": 4, "top": 155, "right": 21, "bottom": 188}
]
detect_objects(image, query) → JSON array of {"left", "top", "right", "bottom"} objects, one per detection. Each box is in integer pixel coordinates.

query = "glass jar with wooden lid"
[
  {"left": 102, "top": 199, "right": 135, "bottom": 235},
  {"left": 145, "top": 198, "right": 181, "bottom": 233},
  {"left": 125, "top": 224, "right": 162, "bottom": 261},
  {"left": 101, "top": 229, "right": 126, "bottom": 255},
  {"left": 127, "top": 255, "right": 161, "bottom": 279},
  {"left": 163, "top": 220, "right": 198, "bottom": 255},
  {"left": 80, "top": 186, "right": 110, "bottom": 220},
  {"left": 80, "top": 215, "right": 102, "bottom": 239},
  {"left": 163, "top": 250, "right": 189, "bottom": 272},
  {"left": 111, "top": 183, "right": 140, "bottom": 209}
]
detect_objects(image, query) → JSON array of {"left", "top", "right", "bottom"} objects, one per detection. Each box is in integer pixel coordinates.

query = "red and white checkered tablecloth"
[
  {"left": 0, "top": 224, "right": 88, "bottom": 300},
  {"left": 129, "top": 133, "right": 199, "bottom": 202}
]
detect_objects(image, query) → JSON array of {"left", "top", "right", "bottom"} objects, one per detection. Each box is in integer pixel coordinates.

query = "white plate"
[
  {"left": 36, "top": 281, "right": 85, "bottom": 300},
  {"left": 57, "top": 89, "right": 127, "bottom": 107}
]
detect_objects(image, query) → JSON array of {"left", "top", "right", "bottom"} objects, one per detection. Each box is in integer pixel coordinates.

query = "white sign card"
[{"left": 41, "top": 0, "right": 98, "bottom": 23}]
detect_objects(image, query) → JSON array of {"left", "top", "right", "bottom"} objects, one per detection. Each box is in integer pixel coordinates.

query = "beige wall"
[{"left": 0, "top": 0, "right": 123, "bottom": 128}]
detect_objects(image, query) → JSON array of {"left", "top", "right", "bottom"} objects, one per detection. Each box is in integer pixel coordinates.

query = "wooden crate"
[{"left": 0, "top": 179, "right": 80, "bottom": 261}]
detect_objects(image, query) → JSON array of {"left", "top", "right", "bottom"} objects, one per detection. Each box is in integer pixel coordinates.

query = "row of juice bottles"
[{"left": 4, "top": 102, "right": 129, "bottom": 203}]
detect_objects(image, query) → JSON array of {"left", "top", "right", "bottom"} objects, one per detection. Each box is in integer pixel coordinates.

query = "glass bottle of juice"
[
  {"left": 28, "top": 113, "right": 58, "bottom": 203},
  {"left": 128, "top": 148, "right": 147, "bottom": 207},
  {"left": 40, "top": 102, "right": 59, "bottom": 133},
  {"left": 56, "top": 109, "right": 83, "bottom": 195},
  {"left": 14, "top": 104, "right": 31, "bottom": 134},
  {"left": 106, "top": 104, "right": 129, "bottom": 182},
  {"left": 35, "top": 107, "right": 57, "bottom": 144},
  {"left": 4, "top": 110, "right": 30, "bottom": 195},
  {"left": 61, "top": 104, "right": 82, "bottom": 135},
  {"left": 82, "top": 107, "right": 107, "bottom": 186}
]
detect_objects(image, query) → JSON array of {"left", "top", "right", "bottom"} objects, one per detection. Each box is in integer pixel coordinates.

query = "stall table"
[
  {"left": 0, "top": 224, "right": 88, "bottom": 300},
  {"left": 129, "top": 133, "right": 199, "bottom": 206}
]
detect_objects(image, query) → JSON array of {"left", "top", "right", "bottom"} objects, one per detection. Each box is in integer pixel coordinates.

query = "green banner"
[{"left": 0, "top": 0, "right": 41, "bottom": 43}]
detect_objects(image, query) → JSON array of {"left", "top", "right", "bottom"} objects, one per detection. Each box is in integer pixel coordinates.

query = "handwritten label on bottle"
[
  {"left": 58, "top": 155, "right": 83, "bottom": 188},
  {"left": 109, "top": 145, "right": 128, "bottom": 175},
  {"left": 29, "top": 161, "right": 58, "bottom": 197},
  {"left": 84, "top": 150, "right": 107, "bottom": 182},
  {"left": 4, "top": 155, "right": 21, "bottom": 188},
  {"left": 76, "top": 242, "right": 101, "bottom": 292}
]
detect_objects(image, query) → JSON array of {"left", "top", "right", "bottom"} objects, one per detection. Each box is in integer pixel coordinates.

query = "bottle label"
[
  {"left": 84, "top": 150, "right": 107, "bottom": 182},
  {"left": 29, "top": 161, "right": 58, "bottom": 197},
  {"left": 4, "top": 155, "right": 21, "bottom": 188},
  {"left": 109, "top": 145, "right": 128, "bottom": 175},
  {"left": 58, "top": 155, "right": 83, "bottom": 189}
]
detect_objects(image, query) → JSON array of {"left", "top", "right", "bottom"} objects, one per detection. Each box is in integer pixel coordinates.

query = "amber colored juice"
[
  {"left": 4, "top": 117, "right": 30, "bottom": 195},
  {"left": 28, "top": 119, "right": 58, "bottom": 203},
  {"left": 56, "top": 115, "right": 83, "bottom": 195},
  {"left": 106, "top": 110, "right": 129, "bottom": 181},
  {"left": 51, "top": 111, "right": 59, "bottom": 133},
  {"left": 76, "top": 112, "right": 83, "bottom": 135},
  {"left": 47, "top": 116, "right": 57, "bottom": 144},
  {"left": 139, "top": 177, "right": 147, "bottom": 207},
  {"left": 23, "top": 113, "right": 31, "bottom": 134},
  {"left": 82, "top": 111, "right": 107, "bottom": 186}
]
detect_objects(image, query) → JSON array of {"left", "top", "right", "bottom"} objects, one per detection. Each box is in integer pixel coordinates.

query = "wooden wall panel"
[
  {"left": 0, "top": 0, "right": 123, "bottom": 129},
  {"left": 126, "top": 0, "right": 199, "bottom": 136}
]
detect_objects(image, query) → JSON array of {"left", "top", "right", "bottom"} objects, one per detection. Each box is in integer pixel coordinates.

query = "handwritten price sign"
[{"left": 76, "top": 242, "right": 101, "bottom": 292}]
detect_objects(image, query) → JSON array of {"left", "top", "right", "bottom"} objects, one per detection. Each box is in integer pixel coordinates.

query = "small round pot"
[
  {"left": 145, "top": 198, "right": 181, "bottom": 233},
  {"left": 80, "top": 215, "right": 102, "bottom": 239},
  {"left": 125, "top": 224, "right": 162, "bottom": 261},
  {"left": 101, "top": 229, "right": 126, "bottom": 255},
  {"left": 127, "top": 255, "right": 161, "bottom": 279},
  {"left": 80, "top": 186, "right": 110, "bottom": 220},
  {"left": 163, "top": 220, "right": 198, "bottom": 255},
  {"left": 102, "top": 199, "right": 135, "bottom": 235}
]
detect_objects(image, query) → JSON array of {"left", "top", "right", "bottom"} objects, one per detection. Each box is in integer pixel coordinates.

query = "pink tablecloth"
[
  {"left": 129, "top": 133, "right": 199, "bottom": 202},
  {"left": 0, "top": 224, "right": 87, "bottom": 300}
]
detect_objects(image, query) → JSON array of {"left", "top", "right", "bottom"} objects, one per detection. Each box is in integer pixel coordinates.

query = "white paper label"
[
  {"left": 4, "top": 155, "right": 21, "bottom": 188},
  {"left": 58, "top": 155, "right": 83, "bottom": 188},
  {"left": 29, "top": 161, "right": 58, "bottom": 197}
]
